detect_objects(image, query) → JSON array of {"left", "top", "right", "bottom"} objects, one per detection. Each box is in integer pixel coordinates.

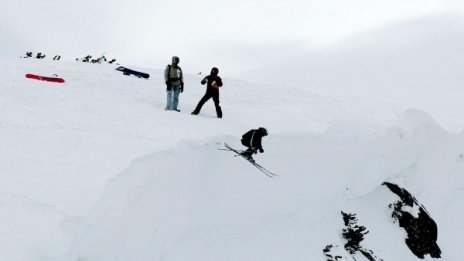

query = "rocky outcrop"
[
  {"left": 324, "top": 212, "right": 383, "bottom": 261},
  {"left": 383, "top": 182, "right": 441, "bottom": 259}
]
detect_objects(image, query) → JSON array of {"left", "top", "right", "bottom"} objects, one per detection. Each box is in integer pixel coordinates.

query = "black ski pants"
[{"left": 193, "top": 90, "right": 222, "bottom": 118}]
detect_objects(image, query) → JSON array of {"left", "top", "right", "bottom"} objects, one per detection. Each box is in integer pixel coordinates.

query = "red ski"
[{"left": 25, "top": 73, "right": 65, "bottom": 83}]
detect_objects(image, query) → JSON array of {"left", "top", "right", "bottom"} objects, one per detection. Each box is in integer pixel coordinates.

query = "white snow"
[{"left": 1, "top": 21, "right": 464, "bottom": 260}]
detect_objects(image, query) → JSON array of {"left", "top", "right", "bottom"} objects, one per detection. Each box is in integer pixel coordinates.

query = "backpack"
[{"left": 167, "top": 65, "right": 183, "bottom": 82}]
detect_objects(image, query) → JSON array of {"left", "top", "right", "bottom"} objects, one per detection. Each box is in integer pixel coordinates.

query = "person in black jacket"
[
  {"left": 191, "top": 67, "right": 223, "bottom": 118},
  {"left": 240, "top": 127, "right": 268, "bottom": 161}
]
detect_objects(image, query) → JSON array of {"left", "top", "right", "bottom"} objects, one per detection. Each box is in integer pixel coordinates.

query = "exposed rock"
[
  {"left": 324, "top": 212, "right": 383, "bottom": 261},
  {"left": 383, "top": 182, "right": 441, "bottom": 259},
  {"left": 323, "top": 244, "right": 343, "bottom": 261},
  {"left": 342, "top": 212, "right": 369, "bottom": 254}
]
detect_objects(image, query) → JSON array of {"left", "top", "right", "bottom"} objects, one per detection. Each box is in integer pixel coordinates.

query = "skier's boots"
[{"left": 241, "top": 152, "right": 255, "bottom": 163}]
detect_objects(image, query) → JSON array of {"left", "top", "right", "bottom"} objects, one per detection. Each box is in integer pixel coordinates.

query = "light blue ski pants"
[{"left": 166, "top": 85, "right": 181, "bottom": 110}]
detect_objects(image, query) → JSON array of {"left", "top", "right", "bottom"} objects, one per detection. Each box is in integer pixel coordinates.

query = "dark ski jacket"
[
  {"left": 241, "top": 129, "right": 265, "bottom": 150},
  {"left": 201, "top": 75, "right": 223, "bottom": 93}
]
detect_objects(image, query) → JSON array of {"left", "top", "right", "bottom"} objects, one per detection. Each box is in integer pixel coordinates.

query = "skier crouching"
[{"left": 241, "top": 127, "right": 268, "bottom": 162}]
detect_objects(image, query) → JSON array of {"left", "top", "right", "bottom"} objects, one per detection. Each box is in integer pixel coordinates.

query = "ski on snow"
[{"left": 219, "top": 143, "right": 277, "bottom": 177}]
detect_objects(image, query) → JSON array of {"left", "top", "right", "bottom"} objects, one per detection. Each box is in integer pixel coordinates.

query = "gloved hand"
[
  {"left": 180, "top": 86, "right": 184, "bottom": 93},
  {"left": 165, "top": 81, "right": 170, "bottom": 86},
  {"left": 259, "top": 148, "right": 264, "bottom": 153}
]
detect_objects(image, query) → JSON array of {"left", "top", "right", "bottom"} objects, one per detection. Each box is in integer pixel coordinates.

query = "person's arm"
[
  {"left": 255, "top": 135, "right": 264, "bottom": 152},
  {"left": 201, "top": 76, "right": 208, "bottom": 85},
  {"left": 216, "top": 77, "right": 223, "bottom": 87},
  {"left": 180, "top": 68, "right": 184, "bottom": 92},
  {"left": 164, "top": 66, "right": 170, "bottom": 85}
]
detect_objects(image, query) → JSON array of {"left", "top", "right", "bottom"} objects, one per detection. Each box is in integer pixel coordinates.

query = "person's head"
[
  {"left": 211, "top": 67, "right": 219, "bottom": 76},
  {"left": 172, "top": 56, "right": 180, "bottom": 65},
  {"left": 258, "top": 127, "right": 268, "bottom": 136}
]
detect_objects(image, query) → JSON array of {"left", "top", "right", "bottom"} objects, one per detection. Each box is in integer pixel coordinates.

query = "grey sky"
[{"left": 2, "top": 0, "right": 463, "bottom": 75}]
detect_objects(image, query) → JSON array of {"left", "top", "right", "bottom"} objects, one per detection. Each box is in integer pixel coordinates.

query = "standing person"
[
  {"left": 164, "top": 56, "right": 184, "bottom": 111},
  {"left": 240, "top": 127, "right": 268, "bottom": 162},
  {"left": 191, "top": 67, "right": 223, "bottom": 118}
]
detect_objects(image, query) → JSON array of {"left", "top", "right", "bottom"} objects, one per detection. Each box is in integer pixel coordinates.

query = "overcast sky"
[{"left": 2, "top": 0, "right": 463, "bottom": 74}]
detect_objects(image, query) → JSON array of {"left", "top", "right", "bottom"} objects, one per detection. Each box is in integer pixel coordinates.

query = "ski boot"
[{"left": 241, "top": 151, "right": 255, "bottom": 163}]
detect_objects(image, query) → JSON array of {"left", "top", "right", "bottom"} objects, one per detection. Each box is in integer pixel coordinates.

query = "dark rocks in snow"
[
  {"left": 36, "top": 52, "right": 46, "bottom": 59},
  {"left": 341, "top": 212, "right": 384, "bottom": 261},
  {"left": 383, "top": 182, "right": 442, "bottom": 259},
  {"left": 324, "top": 212, "right": 383, "bottom": 261},
  {"left": 53, "top": 55, "right": 61, "bottom": 60},
  {"left": 76, "top": 55, "right": 117, "bottom": 65},
  {"left": 342, "top": 212, "right": 369, "bottom": 254},
  {"left": 323, "top": 244, "right": 343, "bottom": 261},
  {"left": 75, "top": 55, "right": 94, "bottom": 63},
  {"left": 324, "top": 182, "right": 441, "bottom": 260},
  {"left": 76, "top": 55, "right": 92, "bottom": 63},
  {"left": 21, "top": 52, "right": 33, "bottom": 58},
  {"left": 358, "top": 248, "right": 385, "bottom": 261},
  {"left": 21, "top": 52, "right": 45, "bottom": 59},
  {"left": 91, "top": 55, "right": 106, "bottom": 63}
]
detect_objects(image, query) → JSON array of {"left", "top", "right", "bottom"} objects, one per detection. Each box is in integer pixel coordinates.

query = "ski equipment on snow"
[
  {"left": 220, "top": 143, "right": 277, "bottom": 177},
  {"left": 115, "top": 66, "right": 150, "bottom": 79},
  {"left": 25, "top": 74, "right": 65, "bottom": 83}
]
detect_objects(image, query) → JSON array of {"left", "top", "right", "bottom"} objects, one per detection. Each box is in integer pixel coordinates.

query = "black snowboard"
[{"left": 115, "top": 66, "right": 150, "bottom": 79}]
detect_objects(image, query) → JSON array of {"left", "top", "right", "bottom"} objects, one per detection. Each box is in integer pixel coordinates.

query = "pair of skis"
[{"left": 220, "top": 143, "right": 277, "bottom": 178}]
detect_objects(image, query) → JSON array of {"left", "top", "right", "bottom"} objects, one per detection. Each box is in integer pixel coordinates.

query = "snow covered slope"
[{"left": 0, "top": 57, "right": 463, "bottom": 261}]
